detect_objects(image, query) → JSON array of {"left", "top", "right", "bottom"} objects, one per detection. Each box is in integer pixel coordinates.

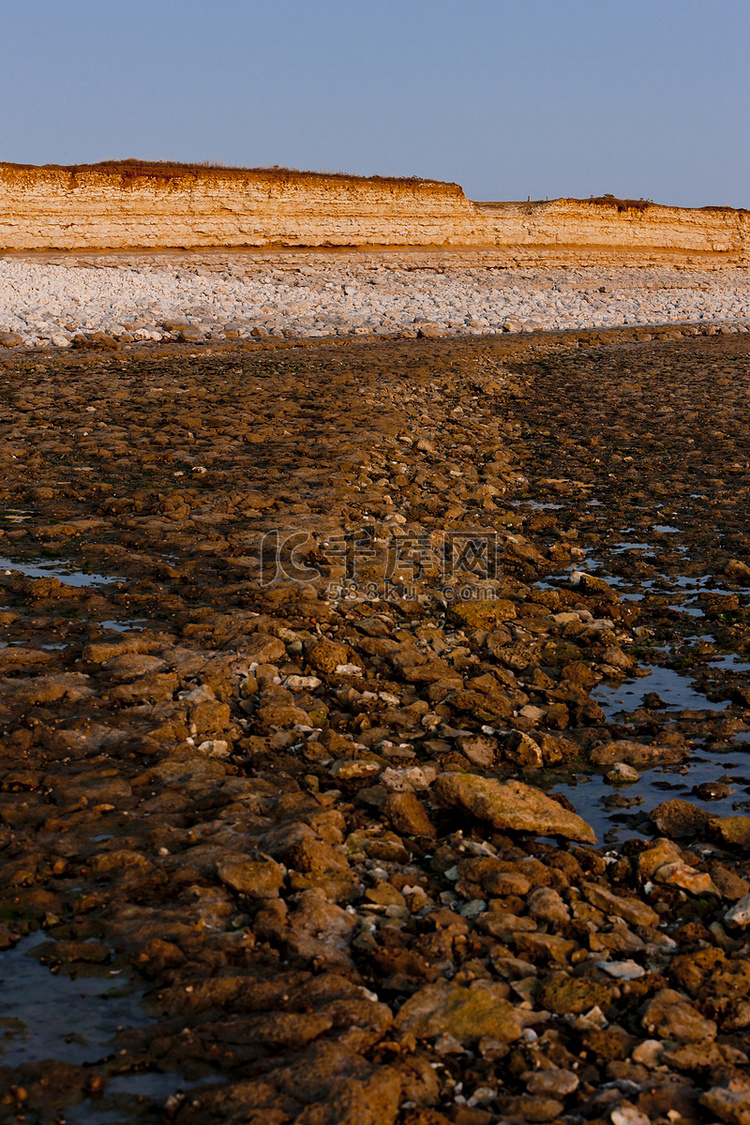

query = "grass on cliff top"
[
  {"left": 586, "top": 194, "right": 652, "bottom": 211},
  {"left": 580, "top": 193, "right": 748, "bottom": 215},
  {"left": 0, "top": 158, "right": 462, "bottom": 193}
]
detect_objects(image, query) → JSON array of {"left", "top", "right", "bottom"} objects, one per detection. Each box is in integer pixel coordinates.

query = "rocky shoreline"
[
  {"left": 1, "top": 330, "right": 750, "bottom": 1124},
  {"left": 1, "top": 252, "right": 750, "bottom": 350}
]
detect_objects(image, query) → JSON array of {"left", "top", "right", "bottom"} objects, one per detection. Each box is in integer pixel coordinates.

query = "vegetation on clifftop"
[{"left": 0, "top": 158, "right": 464, "bottom": 194}]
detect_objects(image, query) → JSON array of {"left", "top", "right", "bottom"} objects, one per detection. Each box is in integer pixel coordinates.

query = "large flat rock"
[{"left": 432, "top": 773, "right": 596, "bottom": 844}]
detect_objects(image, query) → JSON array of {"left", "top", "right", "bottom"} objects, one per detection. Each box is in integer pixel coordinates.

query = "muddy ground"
[{"left": 1, "top": 327, "right": 750, "bottom": 1125}]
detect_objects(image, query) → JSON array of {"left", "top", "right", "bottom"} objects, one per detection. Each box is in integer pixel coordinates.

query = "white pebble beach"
[{"left": 2, "top": 249, "right": 750, "bottom": 348}]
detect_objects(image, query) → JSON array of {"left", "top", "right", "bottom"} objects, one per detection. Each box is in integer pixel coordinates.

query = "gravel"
[{"left": 2, "top": 251, "right": 750, "bottom": 347}]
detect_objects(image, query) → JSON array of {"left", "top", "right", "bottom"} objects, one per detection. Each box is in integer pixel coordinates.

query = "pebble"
[
  {"left": 725, "top": 893, "right": 750, "bottom": 928},
  {"left": 606, "top": 761, "right": 642, "bottom": 784},
  {"left": 600, "top": 960, "right": 646, "bottom": 980},
  {"left": 1, "top": 252, "right": 750, "bottom": 347},
  {"left": 611, "top": 1106, "right": 651, "bottom": 1125}
]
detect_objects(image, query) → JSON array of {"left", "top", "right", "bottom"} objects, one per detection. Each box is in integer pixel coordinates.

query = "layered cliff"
[{"left": 1, "top": 161, "right": 748, "bottom": 258}]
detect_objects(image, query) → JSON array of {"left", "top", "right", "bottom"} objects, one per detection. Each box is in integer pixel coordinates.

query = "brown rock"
[
  {"left": 457, "top": 856, "right": 532, "bottom": 898},
  {"left": 456, "top": 734, "right": 497, "bottom": 768},
  {"left": 295, "top": 1066, "right": 402, "bottom": 1125},
  {"left": 190, "top": 698, "right": 232, "bottom": 733},
  {"left": 52, "top": 770, "right": 132, "bottom": 807},
  {"left": 642, "top": 988, "right": 717, "bottom": 1042},
  {"left": 81, "top": 638, "right": 156, "bottom": 664},
  {"left": 447, "top": 598, "right": 517, "bottom": 630},
  {"left": 216, "top": 856, "right": 285, "bottom": 898},
  {"left": 580, "top": 881, "right": 660, "bottom": 927},
  {"left": 637, "top": 838, "right": 683, "bottom": 880},
  {"left": 651, "top": 799, "right": 709, "bottom": 839},
  {"left": 485, "top": 626, "right": 513, "bottom": 654},
  {"left": 701, "top": 1087, "right": 750, "bottom": 1125},
  {"left": 707, "top": 861, "right": 750, "bottom": 901},
  {"left": 505, "top": 730, "right": 543, "bottom": 768},
  {"left": 244, "top": 633, "right": 287, "bottom": 664},
  {"left": 536, "top": 972, "right": 615, "bottom": 1015},
  {"left": 527, "top": 886, "right": 570, "bottom": 925},
  {"left": 669, "top": 947, "right": 726, "bottom": 995},
  {"left": 451, "top": 686, "right": 514, "bottom": 724},
  {"left": 47, "top": 940, "right": 110, "bottom": 964},
  {"left": 725, "top": 559, "right": 750, "bottom": 582},
  {"left": 590, "top": 740, "right": 685, "bottom": 767},
  {"left": 0, "top": 646, "right": 57, "bottom": 670},
  {"left": 4, "top": 672, "right": 94, "bottom": 705},
  {"left": 330, "top": 757, "right": 382, "bottom": 780},
  {"left": 111, "top": 672, "right": 179, "bottom": 703},
  {"left": 432, "top": 773, "right": 596, "bottom": 843},
  {"left": 308, "top": 639, "right": 363, "bottom": 675},
  {"left": 395, "top": 981, "right": 523, "bottom": 1046},
  {"left": 513, "top": 931, "right": 577, "bottom": 965},
  {"left": 102, "top": 648, "right": 167, "bottom": 679},
  {"left": 285, "top": 889, "right": 357, "bottom": 970},
  {"left": 561, "top": 660, "right": 601, "bottom": 689},
  {"left": 281, "top": 834, "right": 349, "bottom": 877},
  {"left": 89, "top": 848, "right": 154, "bottom": 878},
  {"left": 665, "top": 1042, "right": 749, "bottom": 1072},
  {"left": 525, "top": 1069, "right": 579, "bottom": 1097},
  {"left": 573, "top": 572, "right": 620, "bottom": 602},
  {"left": 653, "top": 861, "right": 719, "bottom": 896},
  {"left": 257, "top": 702, "right": 313, "bottom": 727},
  {"left": 384, "top": 791, "right": 436, "bottom": 836},
  {"left": 535, "top": 732, "right": 580, "bottom": 764},
  {"left": 394, "top": 1056, "right": 440, "bottom": 1107},
  {"left": 510, "top": 1096, "right": 564, "bottom": 1123},
  {"left": 580, "top": 1025, "right": 634, "bottom": 1061},
  {"left": 710, "top": 816, "right": 750, "bottom": 848}
]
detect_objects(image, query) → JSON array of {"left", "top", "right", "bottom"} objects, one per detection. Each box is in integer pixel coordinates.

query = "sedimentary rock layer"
[{"left": 1, "top": 162, "right": 748, "bottom": 256}]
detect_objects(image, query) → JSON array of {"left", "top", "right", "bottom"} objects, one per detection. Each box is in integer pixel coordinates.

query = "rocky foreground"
[{"left": 1, "top": 329, "right": 750, "bottom": 1124}]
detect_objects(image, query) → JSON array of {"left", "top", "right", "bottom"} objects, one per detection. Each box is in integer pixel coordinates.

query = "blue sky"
[{"left": 1, "top": 0, "right": 748, "bottom": 207}]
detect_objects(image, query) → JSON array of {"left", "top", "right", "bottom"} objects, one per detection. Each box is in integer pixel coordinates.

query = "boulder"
[
  {"left": 651, "top": 799, "right": 709, "bottom": 839},
  {"left": 642, "top": 988, "right": 717, "bottom": 1043},
  {"left": 395, "top": 981, "right": 523, "bottom": 1046},
  {"left": 432, "top": 773, "right": 595, "bottom": 843}
]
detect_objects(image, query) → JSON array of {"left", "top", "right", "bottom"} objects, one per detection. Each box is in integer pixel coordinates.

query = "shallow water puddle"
[
  {"left": 0, "top": 935, "right": 149, "bottom": 1068},
  {"left": 552, "top": 747, "right": 750, "bottom": 845},
  {"left": 593, "top": 664, "right": 731, "bottom": 718},
  {"left": 671, "top": 603, "right": 704, "bottom": 617},
  {"left": 510, "top": 499, "right": 564, "bottom": 510},
  {"left": 552, "top": 548, "right": 750, "bottom": 840},
  {"left": 64, "top": 1071, "right": 222, "bottom": 1125},
  {"left": 99, "top": 619, "right": 148, "bottom": 633},
  {"left": 0, "top": 556, "right": 125, "bottom": 588},
  {"left": 0, "top": 935, "right": 220, "bottom": 1121},
  {"left": 708, "top": 653, "right": 750, "bottom": 672}
]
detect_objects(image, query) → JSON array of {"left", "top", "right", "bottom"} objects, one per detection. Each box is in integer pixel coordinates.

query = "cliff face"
[{"left": 0, "top": 164, "right": 748, "bottom": 257}]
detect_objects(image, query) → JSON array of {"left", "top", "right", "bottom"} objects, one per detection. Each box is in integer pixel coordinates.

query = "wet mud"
[{"left": 1, "top": 327, "right": 750, "bottom": 1124}]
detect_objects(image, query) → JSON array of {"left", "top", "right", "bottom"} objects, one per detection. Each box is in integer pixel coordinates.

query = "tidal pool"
[{"left": 0, "top": 935, "right": 149, "bottom": 1068}]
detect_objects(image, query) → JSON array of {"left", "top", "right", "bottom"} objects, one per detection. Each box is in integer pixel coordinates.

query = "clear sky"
[{"left": 2, "top": 0, "right": 748, "bottom": 208}]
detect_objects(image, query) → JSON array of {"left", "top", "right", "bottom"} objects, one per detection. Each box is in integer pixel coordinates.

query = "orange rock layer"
[{"left": 1, "top": 162, "right": 748, "bottom": 258}]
